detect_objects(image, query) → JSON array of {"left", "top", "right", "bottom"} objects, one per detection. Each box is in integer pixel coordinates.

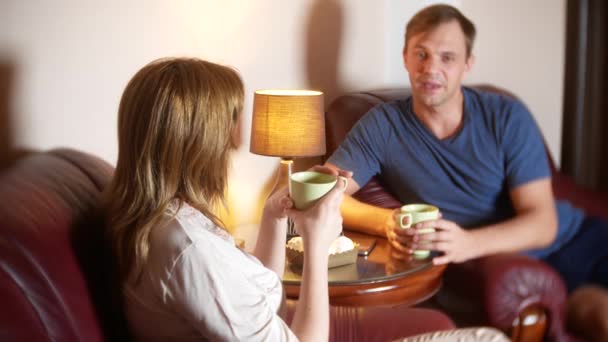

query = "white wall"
[
  {"left": 0, "top": 0, "right": 387, "bottom": 227},
  {"left": 462, "top": 0, "right": 565, "bottom": 165},
  {"left": 1, "top": 0, "right": 565, "bottom": 227}
]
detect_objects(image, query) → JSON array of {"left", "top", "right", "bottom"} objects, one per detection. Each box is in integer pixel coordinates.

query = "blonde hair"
[{"left": 106, "top": 57, "right": 243, "bottom": 282}]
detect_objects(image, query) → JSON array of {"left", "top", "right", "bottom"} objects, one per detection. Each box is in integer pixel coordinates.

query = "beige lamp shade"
[{"left": 250, "top": 90, "right": 326, "bottom": 157}]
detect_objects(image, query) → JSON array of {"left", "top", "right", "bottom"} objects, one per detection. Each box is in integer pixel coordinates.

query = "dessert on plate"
[{"left": 286, "top": 235, "right": 359, "bottom": 268}]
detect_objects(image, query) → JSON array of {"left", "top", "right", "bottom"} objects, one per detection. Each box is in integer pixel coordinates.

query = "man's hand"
[
  {"left": 386, "top": 209, "right": 415, "bottom": 254},
  {"left": 387, "top": 212, "right": 480, "bottom": 265},
  {"left": 311, "top": 165, "right": 354, "bottom": 184},
  {"left": 412, "top": 216, "right": 480, "bottom": 265}
]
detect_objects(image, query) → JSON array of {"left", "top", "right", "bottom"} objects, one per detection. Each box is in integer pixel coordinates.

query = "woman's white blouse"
[{"left": 124, "top": 202, "right": 297, "bottom": 341}]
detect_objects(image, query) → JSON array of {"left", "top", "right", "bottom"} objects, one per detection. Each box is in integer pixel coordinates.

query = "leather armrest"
[
  {"left": 442, "top": 254, "right": 568, "bottom": 340},
  {"left": 553, "top": 172, "right": 608, "bottom": 221}
]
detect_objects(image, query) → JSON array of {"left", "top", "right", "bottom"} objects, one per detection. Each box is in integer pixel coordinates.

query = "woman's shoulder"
[
  {"left": 145, "top": 210, "right": 195, "bottom": 271},
  {"left": 147, "top": 202, "right": 232, "bottom": 268},
  {"left": 170, "top": 201, "right": 234, "bottom": 244},
  {"left": 156, "top": 202, "right": 234, "bottom": 250}
]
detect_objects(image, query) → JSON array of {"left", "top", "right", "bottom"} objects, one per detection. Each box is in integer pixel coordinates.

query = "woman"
[{"left": 106, "top": 57, "right": 345, "bottom": 341}]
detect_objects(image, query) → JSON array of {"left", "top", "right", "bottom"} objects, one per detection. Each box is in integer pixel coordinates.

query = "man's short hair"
[{"left": 405, "top": 4, "right": 476, "bottom": 58}]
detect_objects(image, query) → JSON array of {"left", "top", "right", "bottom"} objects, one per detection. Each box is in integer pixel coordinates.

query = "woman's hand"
[
  {"left": 262, "top": 165, "right": 352, "bottom": 222},
  {"left": 287, "top": 179, "right": 347, "bottom": 254},
  {"left": 286, "top": 166, "right": 351, "bottom": 342},
  {"left": 262, "top": 187, "right": 292, "bottom": 221}
]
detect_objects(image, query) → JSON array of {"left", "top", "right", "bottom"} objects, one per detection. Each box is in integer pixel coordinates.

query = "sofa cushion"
[{"left": 0, "top": 149, "right": 123, "bottom": 341}]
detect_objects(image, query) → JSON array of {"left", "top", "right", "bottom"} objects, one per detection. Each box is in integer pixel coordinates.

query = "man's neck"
[{"left": 411, "top": 88, "right": 465, "bottom": 140}]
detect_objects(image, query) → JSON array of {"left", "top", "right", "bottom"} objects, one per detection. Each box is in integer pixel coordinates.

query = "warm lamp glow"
[
  {"left": 250, "top": 89, "right": 326, "bottom": 158},
  {"left": 250, "top": 89, "right": 325, "bottom": 238},
  {"left": 255, "top": 89, "right": 322, "bottom": 96}
]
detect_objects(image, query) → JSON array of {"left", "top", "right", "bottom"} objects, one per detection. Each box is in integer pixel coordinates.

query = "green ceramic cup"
[
  {"left": 290, "top": 171, "right": 346, "bottom": 210},
  {"left": 397, "top": 203, "right": 439, "bottom": 259}
]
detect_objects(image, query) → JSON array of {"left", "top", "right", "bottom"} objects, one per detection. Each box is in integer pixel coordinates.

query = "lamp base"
[
  {"left": 272, "top": 158, "right": 298, "bottom": 241},
  {"left": 286, "top": 227, "right": 298, "bottom": 242}
]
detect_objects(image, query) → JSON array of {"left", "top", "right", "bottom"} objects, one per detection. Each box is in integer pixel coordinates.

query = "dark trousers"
[{"left": 543, "top": 216, "right": 608, "bottom": 292}]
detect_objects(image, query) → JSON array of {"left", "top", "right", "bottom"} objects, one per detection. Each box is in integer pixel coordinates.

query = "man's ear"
[
  {"left": 402, "top": 47, "right": 409, "bottom": 72},
  {"left": 464, "top": 53, "right": 476, "bottom": 75}
]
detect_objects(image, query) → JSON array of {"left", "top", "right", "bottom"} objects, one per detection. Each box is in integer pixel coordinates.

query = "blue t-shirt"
[{"left": 328, "top": 87, "right": 584, "bottom": 258}]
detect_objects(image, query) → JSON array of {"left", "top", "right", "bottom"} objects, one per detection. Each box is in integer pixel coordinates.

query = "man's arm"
[
  {"left": 411, "top": 178, "right": 558, "bottom": 264},
  {"left": 324, "top": 162, "right": 395, "bottom": 237},
  {"left": 467, "top": 178, "right": 558, "bottom": 257},
  {"left": 341, "top": 195, "right": 395, "bottom": 237}
]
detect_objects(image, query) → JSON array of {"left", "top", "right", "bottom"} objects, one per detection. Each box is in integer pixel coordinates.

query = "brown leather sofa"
[
  {"left": 0, "top": 148, "right": 456, "bottom": 341},
  {"left": 0, "top": 149, "right": 127, "bottom": 341},
  {"left": 324, "top": 86, "right": 607, "bottom": 342}
]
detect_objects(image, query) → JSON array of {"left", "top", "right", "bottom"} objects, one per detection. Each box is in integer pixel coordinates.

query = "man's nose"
[{"left": 421, "top": 55, "right": 439, "bottom": 74}]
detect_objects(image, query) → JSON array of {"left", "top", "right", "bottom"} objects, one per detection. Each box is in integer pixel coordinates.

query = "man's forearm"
[
  {"left": 470, "top": 179, "right": 559, "bottom": 258},
  {"left": 341, "top": 195, "right": 394, "bottom": 237},
  {"left": 469, "top": 206, "right": 558, "bottom": 258},
  {"left": 323, "top": 162, "right": 393, "bottom": 237}
]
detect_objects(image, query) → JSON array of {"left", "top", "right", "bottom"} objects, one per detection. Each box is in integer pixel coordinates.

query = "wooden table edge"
[{"left": 284, "top": 263, "right": 447, "bottom": 307}]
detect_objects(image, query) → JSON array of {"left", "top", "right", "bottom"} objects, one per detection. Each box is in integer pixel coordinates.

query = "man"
[{"left": 325, "top": 4, "right": 607, "bottom": 339}]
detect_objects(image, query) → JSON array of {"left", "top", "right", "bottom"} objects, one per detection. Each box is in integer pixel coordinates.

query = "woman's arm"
[
  {"left": 253, "top": 188, "right": 290, "bottom": 277},
  {"left": 288, "top": 180, "right": 345, "bottom": 342},
  {"left": 289, "top": 242, "right": 330, "bottom": 342}
]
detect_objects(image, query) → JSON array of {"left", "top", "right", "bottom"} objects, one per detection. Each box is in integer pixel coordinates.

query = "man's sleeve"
[
  {"left": 502, "top": 100, "right": 551, "bottom": 189},
  {"left": 327, "top": 106, "right": 388, "bottom": 187}
]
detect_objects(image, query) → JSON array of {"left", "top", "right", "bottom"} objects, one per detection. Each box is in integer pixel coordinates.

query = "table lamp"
[{"left": 250, "top": 89, "right": 325, "bottom": 237}]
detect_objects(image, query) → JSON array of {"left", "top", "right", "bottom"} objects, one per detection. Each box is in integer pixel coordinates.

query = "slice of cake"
[{"left": 286, "top": 236, "right": 359, "bottom": 268}]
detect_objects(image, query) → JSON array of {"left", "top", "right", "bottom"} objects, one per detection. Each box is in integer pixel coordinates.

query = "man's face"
[{"left": 403, "top": 20, "right": 474, "bottom": 109}]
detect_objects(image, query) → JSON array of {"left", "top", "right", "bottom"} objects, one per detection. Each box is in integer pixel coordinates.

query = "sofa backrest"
[{"left": 0, "top": 149, "right": 126, "bottom": 341}]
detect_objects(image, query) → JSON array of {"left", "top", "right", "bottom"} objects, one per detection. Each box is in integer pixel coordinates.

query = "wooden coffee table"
[{"left": 233, "top": 225, "right": 446, "bottom": 307}]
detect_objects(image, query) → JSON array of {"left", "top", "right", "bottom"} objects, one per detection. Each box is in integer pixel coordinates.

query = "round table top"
[
  {"left": 233, "top": 223, "right": 446, "bottom": 306},
  {"left": 283, "top": 232, "right": 436, "bottom": 286}
]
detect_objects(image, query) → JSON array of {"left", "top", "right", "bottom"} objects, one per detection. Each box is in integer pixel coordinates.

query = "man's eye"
[
  {"left": 416, "top": 51, "right": 426, "bottom": 59},
  {"left": 442, "top": 55, "right": 455, "bottom": 63}
]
